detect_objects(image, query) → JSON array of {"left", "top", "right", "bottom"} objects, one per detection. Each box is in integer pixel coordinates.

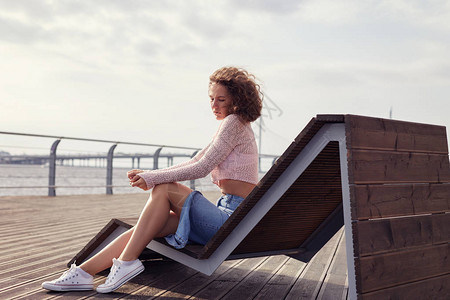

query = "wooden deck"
[{"left": 0, "top": 192, "right": 348, "bottom": 299}]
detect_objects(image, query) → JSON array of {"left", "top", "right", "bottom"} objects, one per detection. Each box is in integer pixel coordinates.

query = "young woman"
[{"left": 42, "top": 66, "right": 263, "bottom": 293}]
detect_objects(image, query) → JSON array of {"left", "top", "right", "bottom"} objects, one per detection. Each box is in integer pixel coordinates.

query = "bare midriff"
[{"left": 218, "top": 179, "right": 256, "bottom": 199}]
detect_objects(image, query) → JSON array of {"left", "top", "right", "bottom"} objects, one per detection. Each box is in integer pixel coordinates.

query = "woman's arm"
[
  {"left": 128, "top": 143, "right": 210, "bottom": 189},
  {"left": 157, "top": 143, "right": 210, "bottom": 171},
  {"left": 136, "top": 115, "right": 244, "bottom": 189}
]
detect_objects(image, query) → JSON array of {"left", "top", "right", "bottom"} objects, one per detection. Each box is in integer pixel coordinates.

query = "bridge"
[{"left": 0, "top": 152, "right": 194, "bottom": 169}]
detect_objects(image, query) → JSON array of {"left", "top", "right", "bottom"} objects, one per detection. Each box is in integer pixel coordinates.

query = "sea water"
[{"left": 0, "top": 164, "right": 219, "bottom": 196}]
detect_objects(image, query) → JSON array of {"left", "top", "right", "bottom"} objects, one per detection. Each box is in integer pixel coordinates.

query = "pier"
[{"left": 0, "top": 192, "right": 348, "bottom": 299}]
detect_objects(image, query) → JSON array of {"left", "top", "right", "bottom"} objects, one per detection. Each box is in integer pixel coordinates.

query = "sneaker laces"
[
  {"left": 105, "top": 258, "right": 121, "bottom": 284},
  {"left": 55, "top": 264, "right": 78, "bottom": 283}
]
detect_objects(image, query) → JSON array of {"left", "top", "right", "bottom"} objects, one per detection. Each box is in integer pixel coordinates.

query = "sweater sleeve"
[
  {"left": 137, "top": 115, "right": 244, "bottom": 189},
  {"left": 150, "top": 143, "right": 210, "bottom": 172}
]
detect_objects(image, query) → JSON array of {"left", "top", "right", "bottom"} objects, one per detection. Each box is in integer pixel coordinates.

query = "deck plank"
[
  {"left": 285, "top": 228, "right": 344, "bottom": 300},
  {"left": 221, "top": 255, "right": 289, "bottom": 300},
  {"left": 317, "top": 231, "right": 348, "bottom": 300},
  {"left": 0, "top": 193, "right": 348, "bottom": 299},
  {"left": 154, "top": 260, "right": 241, "bottom": 299},
  {"left": 254, "top": 255, "right": 308, "bottom": 299},
  {"left": 191, "top": 257, "right": 268, "bottom": 300}
]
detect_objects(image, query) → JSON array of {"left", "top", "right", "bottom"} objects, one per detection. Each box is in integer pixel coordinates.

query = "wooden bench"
[{"left": 69, "top": 114, "right": 450, "bottom": 299}]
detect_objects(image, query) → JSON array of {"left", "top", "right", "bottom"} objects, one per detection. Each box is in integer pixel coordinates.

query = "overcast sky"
[{"left": 1, "top": 0, "right": 449, "bottom": 156}]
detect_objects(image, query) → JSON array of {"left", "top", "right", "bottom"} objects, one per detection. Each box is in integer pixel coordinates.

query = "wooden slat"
[
  {"left": 156, "top": 260, "right": 240, "bottom": 299},
  {"left": 231, "top": 142, "right": 342, "bottom": 256},
  {"left": 353, "top": 213, "right": 449, "bottom": 256},
  {"left": 360, "top": 274, "right": 450, "bottom": 300},
  {"left": 122, "top": 263, "right": 199, "bottom": 298},
  {"left": 345, "top": 114, "right": 449, "bottom": 154},
  {"left": 351, "top": 183, "right": 450, "bottom": 220},
  {"left": 254, "top": 257, "right": 307, "bottom": 299},
  {"left": 285, "top": 229, "right": 344, "bottom": 300},
  {"left": 317, "top": 231, "right": 348, "bottom": 300},
  {"left": 252, "top": 114, "right": 344, "bottom": 205},
  {"left": 220, "top": 255, "right": 288, "bottom": 300},
  {"left": 344, "top": 115, "right": 450, "bottom": 298},
  {"left": 357, "top": 243, "right": 449, "bottom": 293},
  {"left": 316, "top": 114, "right": 345, "bottom": 123},
  {"left": 200, "top": 139, "right": 343, "bottom": 259},
  {"left": 191, "top": 257, "right": 267, "bottom": 300},
  {"left": 349, "top": 150, "right": 450, "bottom": 184}
]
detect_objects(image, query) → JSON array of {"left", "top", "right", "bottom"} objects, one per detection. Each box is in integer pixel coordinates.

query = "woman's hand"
[
  {"left": 130, "top": 177, "right": 149, "bottom": 190},
  {"left": 127, "top": 169, "right": 143, "bottom": 180},
  {"left": 127, "top": 169, "right": 149, "bottom": 191}
]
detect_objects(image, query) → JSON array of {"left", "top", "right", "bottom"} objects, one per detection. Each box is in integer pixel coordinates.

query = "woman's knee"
[
  {"left": 151, "top": 183, "right": 176, "bottom": 200},
  {"left": 158, "top": 183, "right": 192, "bottom": 212},
  {"left": 151, "top": 183, "right": 168, "bottom": 196},
  {"left": 150, "top": 183, "right": 180, "bottom": 208},
  {"left": 149, "top": 184, "right": 192, "bottom": 213},
  {"left": 153, "top": 183, "right": 190, "bottom": 197}
]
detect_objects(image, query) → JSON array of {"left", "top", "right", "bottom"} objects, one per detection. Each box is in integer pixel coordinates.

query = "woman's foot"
[
  {"left": 42, "top": 264, "right": 94, "bottom": 291},
  {"left": 96, "top": 258, "right": 144, "bottom": 293}
]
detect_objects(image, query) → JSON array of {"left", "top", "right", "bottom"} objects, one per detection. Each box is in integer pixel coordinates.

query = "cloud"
[
  {"left": 229, "top": 0, "right": 302, "bottom": 14},
  {"left": 295, "top": 0, "right": 369, "bottom": 24},
  {"left": 294, "top": 0, "right": 450, "bottom": 30},
  {"left": 0, "top": 15, "right": 50, "bottom": 44},
  {"left": 380, "top": 0, "right": 450, "bottom": 30},
  {"left": 182, "top": 11, "right": 230, "bottom": 43},
  {"left": 0, "top": 0, "right": 54, "bottom": 21}
]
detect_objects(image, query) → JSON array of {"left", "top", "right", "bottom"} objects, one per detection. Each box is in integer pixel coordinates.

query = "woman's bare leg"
[
  {"left": 119, "top": 183, "right": 192, "bottom": 261},
  {"left": 79, "top": 228, "right": 134, "bottom": 276},
  {"left": 79, "top": 183, "right": 192, "bottom": 275}
]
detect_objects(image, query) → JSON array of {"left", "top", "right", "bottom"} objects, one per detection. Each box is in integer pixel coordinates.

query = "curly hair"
[{"left": 209, "top": 67, "right": 263, "bottom": 123}]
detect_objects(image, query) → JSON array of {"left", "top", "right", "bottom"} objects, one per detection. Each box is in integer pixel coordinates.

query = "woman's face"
[{"left": 209, "top": 83, "right": 233, "bottom": 120}]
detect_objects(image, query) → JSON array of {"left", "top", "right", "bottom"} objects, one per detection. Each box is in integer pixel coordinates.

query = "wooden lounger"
[{"left": 69, "top": 114, "right": 450, "bottom": 299}]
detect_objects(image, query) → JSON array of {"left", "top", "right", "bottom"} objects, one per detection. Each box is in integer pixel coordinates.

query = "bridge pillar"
[
  {"left": 48, "top": 139, "right": 61, "bottom": 197},
  {"left": 106, "top": 144, "right": 117, "bottom": 195}
]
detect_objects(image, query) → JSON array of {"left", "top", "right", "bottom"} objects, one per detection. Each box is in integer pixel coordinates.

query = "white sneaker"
[
  {"left": 42, "top": 264, "right": 94, "bottom": 291},
  {"left": 96, "top": 258, "right": 144, "bottom": 293}
]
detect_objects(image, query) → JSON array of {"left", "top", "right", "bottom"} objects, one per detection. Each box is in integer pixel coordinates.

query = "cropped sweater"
[{"left": 137, "top": 114, "right": 259, "bottom": 190}]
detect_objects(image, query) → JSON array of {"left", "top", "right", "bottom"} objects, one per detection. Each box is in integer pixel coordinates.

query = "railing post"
[
  {"left": 190, "top": 150, "right": 199, "bottom": 190},
  {"left": 48, "top": 139, "right": 61, "bottom": 197},
  {"left": 153, "top": 147, "right": 163, "bottom": 170},
  {"left": 106, "top": 144, "right": 117, "bottom": 195}
]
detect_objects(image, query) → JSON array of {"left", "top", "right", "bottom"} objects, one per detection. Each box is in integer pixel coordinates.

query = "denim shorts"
[{"left": 164, "top": 191, "right": 244, "bottom": 249}]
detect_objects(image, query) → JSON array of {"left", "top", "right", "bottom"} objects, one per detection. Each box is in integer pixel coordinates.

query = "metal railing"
[{"left": 0, "top": 131, "right": 278, "bottom": 196}]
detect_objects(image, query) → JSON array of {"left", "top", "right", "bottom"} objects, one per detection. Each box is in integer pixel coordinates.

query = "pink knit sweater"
[{"left": 137, "top": 114, "right": 259, "bottom": 189}]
